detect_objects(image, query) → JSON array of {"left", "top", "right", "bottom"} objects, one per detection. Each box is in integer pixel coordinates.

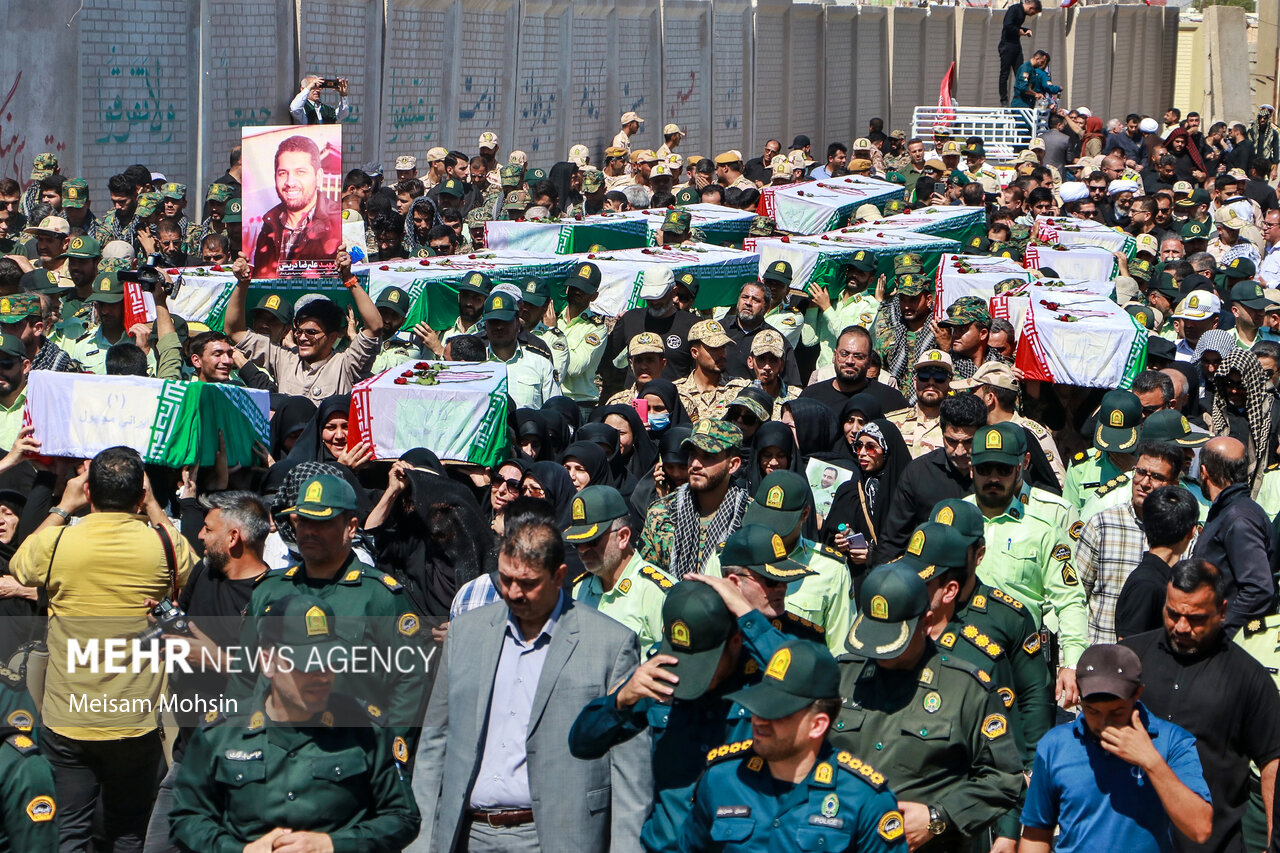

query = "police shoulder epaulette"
[
  {"left": 959, "top": 624, "right": 1004, "bottom": 660},
  {"left": 363, "top": 701, "right": 386, "bottom": 725},
  {"left": 1095, "top": 472, "right": 1131, "bottom": 497},
  {"left": 1268, "top": 461, "right": 1280, "bottom": 472},
  {"left": 706, "top": 739, "right": 754, "bottom": 766},
  {"left": 4, "top": 733, "right": 38, "bottom": 755},
  {"left": 940, "top": 654, "right": 996, "bottom": 691},
  {"left": 640, "top": 565, "right": 675, "bottom": 591},
  {"left": 572, "top": 571, "right": 590, "bottom": 587},
  {"left": 821, "top": 543, "right": 843, "bottom": 559},
  {"left": 200, "top": 709, "right": 227, "bottom": 729},
  {"left": 834, "top": 750, "right": 888, "bottom": 791},
  {"left": 1244, "top": 617, "right": 1269, "bottom": 637},
  {"left": 784, "top": 611, "right": 826, "bottom": 635},
  {"left": 988, "top": 588, "right": 1025, "bottom": 611},
  {"left": 0, "top": 662, "right": 22, "bottom": 689},
  {"left": 255, "top": 566, "right": 292, "bottom": 586},
  {"left": 1070, "top": 449, "right": 1094, "bottom": 467}
]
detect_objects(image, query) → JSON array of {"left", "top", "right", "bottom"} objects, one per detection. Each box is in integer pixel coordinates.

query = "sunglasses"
[
  {"left": 491, "top": 476, "right": 521, "bottom": 493},
  {"left": 915, "top": 369, "right": 952, "bottom": 384},
  {"left": 974, "top": 461, "right": 1015, "bottom": 477},
  {"left": 1141, "top": 403, "right": 1165, "bottom": 417},
  {"left": 854, "top": 441, "right": 882, "bottom": 452},
  {"left": 293, "top": 326, "right": 327, "bottom": 339},
  {"left": 729, "top": 410, "right": 760, "bottom": 426}
]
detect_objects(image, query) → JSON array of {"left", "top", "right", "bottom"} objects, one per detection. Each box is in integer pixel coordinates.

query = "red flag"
[{"left": 938, "top": 61, "right": 956, "bottom": 125}]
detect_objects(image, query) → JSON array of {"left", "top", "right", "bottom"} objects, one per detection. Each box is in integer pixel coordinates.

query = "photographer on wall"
[{"left": 289, "top": 74, "right": 350, "bottom": 125}]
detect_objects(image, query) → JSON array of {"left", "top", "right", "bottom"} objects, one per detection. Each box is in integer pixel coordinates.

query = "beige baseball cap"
[
  {"left": 913, "top": 349, "right": 954, "bottom": 372},
  {"left": 426, "top": 147, "right": 448, "bottom": 162},
  {"left": 750, "top": 328, "right": 785, "bottom": 357},
  {"left": 853, "top": 137, "right": 872, "bottom": 151},
  {"left": 628, "top": 332, "right": 665, "bottom": 357},
  {"left": 689, "top": 319, "right": 733, "bottom": 348},
  {"left": 477, "top": 131, "right": 500, "bottom": 150},
  {"left": 509, "top": 150, "right": 528, "bottom": 167},
  {"left": 951, "top": 361, "right": 1018, "bottom": 392},
  {"left": 395, "top": 155, "right": 417, "bottom": 170},
  {"left": 568, "top": 144, "right": 590, "bottom": 167},
  {"left": 663, "top": 123, "right": 682, "bottom": 136},
  {"left": 621, "top": 111, "right": 644, "bottom": 125}
]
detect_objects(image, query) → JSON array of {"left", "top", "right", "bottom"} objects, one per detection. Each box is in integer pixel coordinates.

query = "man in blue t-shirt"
[{"left": 1020, "top": 643, "right": 1212, "bottom": 853}]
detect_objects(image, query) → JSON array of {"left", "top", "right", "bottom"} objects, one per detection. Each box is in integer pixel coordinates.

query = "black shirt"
[
  {"left": 1114, "top": 551, "right": 1173, "bottom": 640},
  {"left": 1122, "top": 629, "right": 1280, "bottom": 853},
  {"left": 798, "top": 377, "right": 906, "bottom": 415},
  {"left": 743, "top": 158, "right": 770, "bottom": 186},
  {"left": 1000, "top": 3, "right": 1026, "bottom": 47},
  {"left": 601, "top": 307, "right": 698, "bottom": 395},
  {"left": 721, "top": 315, "right": 802, "bottom": 386}
]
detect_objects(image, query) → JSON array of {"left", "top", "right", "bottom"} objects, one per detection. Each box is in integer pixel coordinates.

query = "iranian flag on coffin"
[
  {"left": 483, "top": 216, "right": 649, "bottom": 254},
  {"left": 632, "top": 204, "right": 758, "bottom": 247},
  {"left": 791, "top": 230, "right": 961, "bottom": 279},
  {"left": 1013, "top": 287, "right": 1147, "bottom": 389},
  {"left": 1033, "top": 216, "right": 1138, "bottom": 260},
  {"left": 577, "top": 245, "right": 762, "bottom": 314},
  {"left": 744, "top": 236, "right": 875, "bottom": 300},
  {"left": 990, "top": 279, "right": 1117, "bottom": 340},
  {"left": 845, "top": 205, "right": 987, "bottom": 246},
  {"left": 1024, "top": 244, "right": 1119, "bottom": 283},
  {"left": 24, "top": 372, "right": 269, "bottom": 466},
  {"left": 348, "top": 361, "right": 509, "bottom": 466},
  {"left": 933, "top": 254, "right": 1033, "bottom": 321},
  {"left": 759, "top": 178, "right": 904, "bottom": 235}
]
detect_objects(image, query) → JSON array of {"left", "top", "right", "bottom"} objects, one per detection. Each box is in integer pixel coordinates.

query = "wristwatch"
[
  {"left": 927, "top": 806, "right": 948, "bottom": 836},
  {"left": 48, "top": 507, "right": 70, "bottom": 521}
]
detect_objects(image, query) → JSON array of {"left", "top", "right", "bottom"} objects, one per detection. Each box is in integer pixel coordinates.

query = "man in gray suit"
[{"left": 412, "top": 513, "right": 652, "bottom": 852}]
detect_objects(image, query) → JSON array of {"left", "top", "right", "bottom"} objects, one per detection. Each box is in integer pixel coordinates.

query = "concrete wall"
[{"left": 1, "top": 0, "right": 1175, "bottom": 205}]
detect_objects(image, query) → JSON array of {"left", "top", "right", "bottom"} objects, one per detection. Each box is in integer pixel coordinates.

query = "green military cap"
[
  {"left": 682, "top": 417, "right": 742, "bottom": 454},
  {"left": 87, "top": 271, "right": 125, "bottom": 304},
  {"left": 437, "top": 179, "right": 466, "bottom": 198},
  {"left": 482, "top": 290, "right": 517, "bottom": 322},
  {"left": 847, "top": 563, "right": 929, "bottom": 659},
  {"left": 459, "top": 271, "right": 493, "bottom": 295},
  {"left": 885, "top": 171, "right": 906, "bottom": 186},
  {"left": 206, "top": 183, "right": 233, "bottom": 203},
  {"left": 499, "top": 164, "right": 524, "bottom": 188},
  {"left": 98, "top": 257, "right": 131, "bottom": 274},
  {"left": 567, "top": 261, "right": 602, "bottom": 295},
  {"left": 972, "top": 422, "right": 1027, "bottom": 467},
  {"left": 580, "top": 168, "right": 604, "bottom": 193},
  {"left": 134, "top": 192, "right": 162, "bottom": 218},
  {"left": 844, "top": 249, "right": 877, "bottom": 274},
  {"left": 894, "top": 252, "right": 924, "bottom": 275},
  {"left": 61, "top": 178, "right": 89, "bottom": 209},
  {"left": 61, "top": 234, "right": 102, "bottom": 260},
  {"left": 252, "top": 293, "right": 294, "bottom": 324},
  {"left": 993, "top": 277, "right": 1026, "bottom": 295},
  {"left": 900, "top": 521, "right": 971, "bottom": 580},
  {"left": 748, "top": 216, "right": 776, "bottom": 237},
  {"left": 0, "top": 334, "right": 24, "bottom": 360},
  {"left": 1129, "top": 258, "right": 1153, "bottom": 282},
  {"left": 258, "top": 594, "right": 344, "bottom": 670},
  {"left": 1230, "top": 279, "right": 1274, "bottom": 310},
  {"left": 742, "top": 470, "right": 809, "bottom": 531},
  {"left": 160, "top": 182, "right": 186, "bottom": 200},
  {"left": 688, "top": 226, "right": 707, "bottom": 243},
  {"left": 504, "top": 189, "right": 531, "bottom": 211},
  {"left": 674, "top": 186, "right": 699, "bottom": 206},
  {"left": 718, "top": 523, "right": 815, "bottom": 582},
  {"left": 884, "top": 198, "right": 908, "bottom": 214},
  {"left": 526, "top": 167, "right": 547, "bottom": 182},
  {"left": 1220, "top": 257, "right": 1258, "bottom": 281},
  {"left": 0, "top": 294, "right": 42, "bottom": 321},
  {"left": 1140, "top": 408, "right": 1210, "bottom": 448},
  {"left": 564, "top": 484, "right": 631, "bottom": 542},
  {"left": 281, "top": 473, "right": 359, "bottom": 519},
  {"left": 1150, "top": 271, "right": 1180, "bottom": 298},
  {"left": 19, "top": 269, "right": 63, "bottom": 295},
  {"left": 929, "top": 498, "right": 986, "bottom": 544},
  {"left": 659, "top": 581, "right": 736, "bottom": 699},
  {"left": 520, "top": 276, "right": 551, "bottom": 307},
  {"left": 1181, "top": 219, "right": 1211, "bottom": 240},
  {"left": 1189, "top": 188, "right": 1211, "bottom": 206},
  {"left": 940, "top": 295, "right": 991, "bottom": 327},
  {"left": 727, "top": 387, "right": 771, "bottom": 424},
  {"left": 948, "top": 170, "right": 971, "bottom": 187},
  {"left": 964, "top": 143, "right": 986, "bottom": 158},
  {"left": 966, "top": 235, "right": 992, "bottom": 254},
  {"left": 895, "top": 274, "right": 929, "bottom": 297},
  {"left": 375, "top": 286, "right": 410, "bottom": 317},
  {"left": 30, "top": 153, "right": 57, "bottom": 180},
  {"left": 761, "top": 259, "right": 793, "bottom": 287},
  {"left": 662, "top": 209, "right": 691, "bottom": 234},
  {"left": 224, "top": 199, "right": 243, "bottom": 224},
  {"left": 1094, "top": 389, "right": 1142, "bottom": 453},
  {"left": 725, "top": 639, "right": 839, "bottom": 719},
  {"left": 1125, "top": 304, "right": 1155, "bottom": 330}
]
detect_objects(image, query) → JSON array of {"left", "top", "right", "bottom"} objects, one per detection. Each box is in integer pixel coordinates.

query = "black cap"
[
  {"left": 791, "top": 135, "right": 810, "bottom": 149},
  {"left": 1076, "top": 643, "right": 1142, "bottom": 700}
]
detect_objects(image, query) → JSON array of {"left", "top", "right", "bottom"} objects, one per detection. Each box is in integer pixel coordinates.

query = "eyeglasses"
[
  {"left": 1141, "top": 403, "right": 1165, "bottom": 417},
  {"left": 915, "top": 368, "right": 952, "bottom": 384},
  {"left": 1132, "top": 466, "right": 1175, "bottom": 485},
  {"left": 974, "top": 461, "right": 1015, "bottom": 477},
  {"left": 491, "top": 475, "right": 521, "bottom": 493},
  {"left": 293, "top": 326, "right": 327, "bottom": 339},
  {"left": 854, "top": 441, "right": 882, "bottom": 453}
]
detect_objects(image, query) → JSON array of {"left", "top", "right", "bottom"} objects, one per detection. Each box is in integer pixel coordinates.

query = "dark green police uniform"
[
  {"left": 0, "top": 727, "right": 57, "bottom": 852},
  {"left": 832, "top": 564, "right": 1023, "bottom": 851},
  {"left": 230, "top": 476, "right": 428, "bottom": 738},
  {"left": 682, "top": 641, "right": 907, "bottom": 852},
  {"left": 569, "top": 577, "right": 796, "bottom": 853},
  {"left": 171, "top": 594, "right": 417, "bottom": 853}
]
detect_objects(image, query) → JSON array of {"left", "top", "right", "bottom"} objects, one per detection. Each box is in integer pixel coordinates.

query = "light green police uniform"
[{"left": 572, "top": 552, "right": 675, "bottom": 651}]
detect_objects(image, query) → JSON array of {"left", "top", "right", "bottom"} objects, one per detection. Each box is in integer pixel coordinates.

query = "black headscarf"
[
  {"left": 637, "top": 378, "right": 692, "bottom": 436},
  {"left": 541, "top": 396, "right": 581, "bottom": 455},
  {"left": 822, "top": 418, "right": 911, "bottom": 547},
  {"left": 525, "top": 461, "right": 577, "bottom": 528},
  {"left": 784, "top": 398, "right": 840, "bottom": 462},
  {"left": 749, "top": 421, "right": 802, "bottom": 492},
  {"left": 399, "top": 447, "right": 446, "bottom": 475},
  {"left": 559, "top": 440, "right": 614, "bottom": 488},
  {"left": 516, "top": 408, "right": 555, "bottom": 461},
  {"left": 630, "top": 426, "right": 693, "bottom": 516},
  {"left": 269, "top": 396, "right": 318, "bottom": 461},
  {"left": 833, "top": 393, "right": 886, "bottom": 461},
  {"left": 591, "top": 404, "right": 659, "bottom": 481},
  {"left": 548, "top": 162, "right": 582, "bottom": 212}
]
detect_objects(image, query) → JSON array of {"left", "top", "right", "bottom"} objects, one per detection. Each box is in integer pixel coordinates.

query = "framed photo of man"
[
  {"left": 805, "top": 458, "right": 855, "bottom": 522},
  {"left": 242, "top": 125, "right": 343, "bottom": 279}
]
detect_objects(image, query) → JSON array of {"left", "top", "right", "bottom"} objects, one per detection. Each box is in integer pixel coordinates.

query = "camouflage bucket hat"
[
  {"left": 940, "top": 295, "right": 990, "bottom": 327},
  {"left": 580, "top": 168, "right": 603, "bottom": 193},
  {"left": 663, "top": 209, "right": 692, "bottom": 233},
  {"left": 682, "top": 418, "right": 742, "bottom": 454},
  {"left": 749, "top": 216, "right": 776, "bottom": 237}
]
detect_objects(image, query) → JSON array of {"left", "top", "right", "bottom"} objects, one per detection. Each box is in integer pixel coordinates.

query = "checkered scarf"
[
  {"left": 884, "top": 297, "right": 936, "bottom": 403},
  {"left": 1210, "top": 348, "right": 1273, "bottom": 495},
  {"left": 670, "top": 483, "right": 748, "bottom": 578}
]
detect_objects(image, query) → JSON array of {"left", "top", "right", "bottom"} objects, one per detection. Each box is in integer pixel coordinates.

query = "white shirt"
[{"left": 1259, "top": 242, "right": 1280, "bottom": 286}]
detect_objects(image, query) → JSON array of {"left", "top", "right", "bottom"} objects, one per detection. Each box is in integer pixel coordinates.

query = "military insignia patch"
[{"left": 982, "top": 713, "right": 1008, "bottom": 739}]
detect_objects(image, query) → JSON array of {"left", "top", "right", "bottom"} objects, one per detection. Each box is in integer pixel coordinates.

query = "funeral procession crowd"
[{"left": 6, "top": 8, "right": 1280, "bottom": 851}]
